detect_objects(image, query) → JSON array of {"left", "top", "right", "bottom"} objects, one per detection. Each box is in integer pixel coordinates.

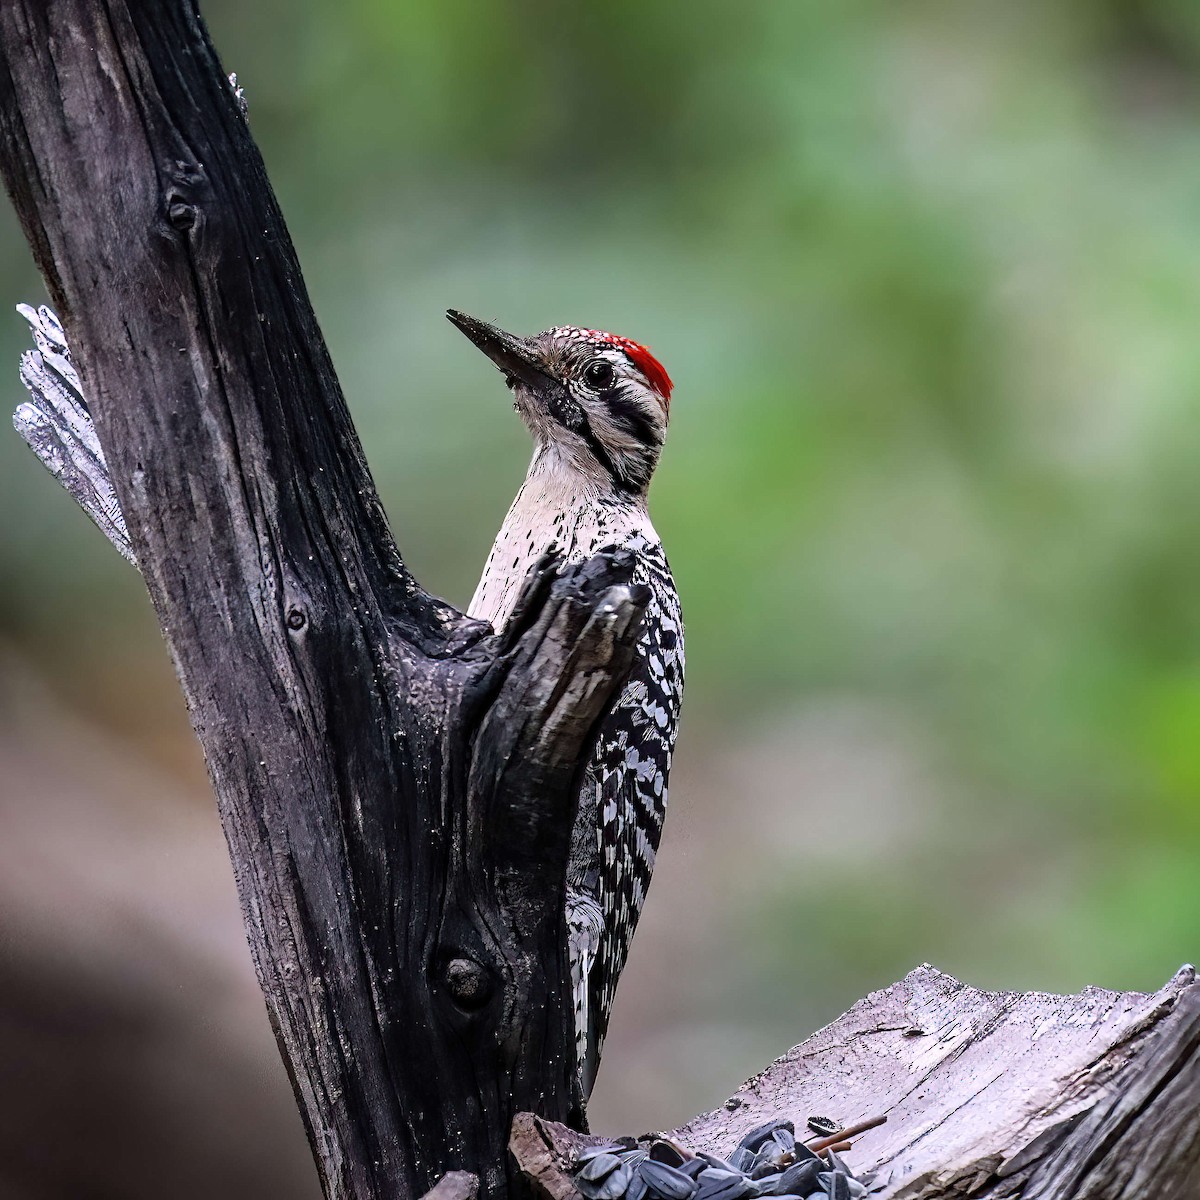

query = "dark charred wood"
[
  {"left": 0, "top": 5, "right": 648, "bottom": 1200},
  {"left": 512, "top": 965, "right": 1200, "bottom": 1200}
]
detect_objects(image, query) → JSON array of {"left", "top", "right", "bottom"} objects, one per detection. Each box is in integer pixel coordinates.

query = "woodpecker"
[
  {"left": 13, "top": 301, "right": 684, "bottom": 1099},
  {"left": 447, "top": 311, "right": 684, "bottom": 1097}
]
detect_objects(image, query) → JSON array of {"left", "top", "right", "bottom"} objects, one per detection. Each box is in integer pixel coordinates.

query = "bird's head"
[{"left": 448, "top": 310, "right": 673, "bottom": 495}]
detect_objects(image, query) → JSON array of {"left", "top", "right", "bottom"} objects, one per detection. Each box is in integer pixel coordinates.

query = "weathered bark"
[
  {"left": 513, "top": 965, "right": 1200, "bottom": 1200},
  {"left": 0, "top": 6, "right": 647, "bottom": 1200}
]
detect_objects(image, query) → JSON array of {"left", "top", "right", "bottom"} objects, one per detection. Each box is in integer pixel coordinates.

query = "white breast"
[{"left": 469, "top": 452, "right": 661, "bottom": 629}]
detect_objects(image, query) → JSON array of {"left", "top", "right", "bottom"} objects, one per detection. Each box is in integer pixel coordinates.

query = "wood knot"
[
  {"left": 167, "top": 197, "right": 197, "bottom": 231},
  {"left": 162, "top": 160, "right": 208, "bottom": 235},
  {"left": 445, "top": 957, "right": 491, "bottom": 1010},
  {"left": 285, "top": 607, "right": 307, "bottom": 632}
]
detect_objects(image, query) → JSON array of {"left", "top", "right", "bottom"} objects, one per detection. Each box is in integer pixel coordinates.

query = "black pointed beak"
[{"left": 446, "top": 310, "right": 552, "bottom": 391}]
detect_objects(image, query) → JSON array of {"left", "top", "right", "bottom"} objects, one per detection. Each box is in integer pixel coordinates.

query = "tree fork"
[{"left": 0, "top": 5, "right": 649, "bottom": 1199}]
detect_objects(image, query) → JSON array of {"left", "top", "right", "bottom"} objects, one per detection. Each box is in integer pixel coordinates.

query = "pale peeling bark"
[{"left": 12, "top": 303, "right": 135, "bottom": 563}]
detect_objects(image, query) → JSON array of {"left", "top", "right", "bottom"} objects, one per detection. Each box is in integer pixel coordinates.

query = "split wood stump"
[{"left": 513, "top": 964, "right": 1200, "bottom": 1200}]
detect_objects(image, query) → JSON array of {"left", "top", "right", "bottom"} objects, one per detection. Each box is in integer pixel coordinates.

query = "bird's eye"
[{"left": 583, "top": 359, "right": 615, "bottom": 389}]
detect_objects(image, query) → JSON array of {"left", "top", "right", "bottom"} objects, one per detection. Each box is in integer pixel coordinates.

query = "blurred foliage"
[{"left": 3, "top": 0, "right": 1200, "bottom": 1127}]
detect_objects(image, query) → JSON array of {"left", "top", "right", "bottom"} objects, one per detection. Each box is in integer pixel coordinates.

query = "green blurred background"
[{"left": 2, "top": 1, "right": 1200, "bottom": 1195}]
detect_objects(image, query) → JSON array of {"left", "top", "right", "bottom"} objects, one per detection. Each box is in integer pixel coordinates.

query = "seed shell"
[
  {"left": 578, "top": 1154, "right": 623, "bottom": 1182},
  {"left": 639, "top": 1159, "right": 699, "bottom": 1200},
  {"left": 594, "top": 1165, "right": 635, "bottom": 1200},
  {"left": 697, "top": 1154, "right": 739, "bottom": 1174},
  {"left": 570, "top": 1112, "right": 868, "bottom": 1200},
  {"left": 736, "top": 1120, "right": 795, "bottom": 1155},
  {"left": 577, "top": 1145, "right": 624, "bottom": 1165},
  {"left": 650, "top": 1142, "right": 687, "bottom": 1168},
  {"left": 777, "top": 1160, "right": 821, "bottom": 1195},
  {"left": 728, "top": 1148, "right": 755, "bottom": 1173}
]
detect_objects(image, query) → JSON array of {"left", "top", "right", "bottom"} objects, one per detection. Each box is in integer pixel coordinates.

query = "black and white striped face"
[{"left": 447, "top": 311, "right": 673, "bottom": 494}]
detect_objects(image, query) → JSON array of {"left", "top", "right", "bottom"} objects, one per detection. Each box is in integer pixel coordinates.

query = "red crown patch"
[{"left": 553, "top": 326, "right": 674, "bottom": 407}]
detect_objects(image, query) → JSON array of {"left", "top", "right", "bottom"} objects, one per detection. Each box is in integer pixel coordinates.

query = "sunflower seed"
[
  {"left": 826, "top": 1151, "right": 850, "bottom": 1175},
  {"left": 595, "top": 1165, "right": 635, "bottom": 1200},
  {"left": 737, "top": 1120, "right": 795, "bottom": 1155},
  {"left": 770, "top": 1129, "right": 795, "bottom": 1155},
  {"left": 573, "top": 1113, "right": 869, "bottom": 1200},
  {"left": 650, "top": 1142, "right": 686, "bottom": 1168},
  {"left": 578, "top": 1174, "right": 625, "bottom": 1200},
  {"left": 694, "top": 1173, "right": 752, "bottom": 1200},
  {"left": 806, "top": 1117, "right": 840, "bottom": 1139},
  {"left": 695, "top": 1170, "right": 745, "bottom": 1191},
  {"left": 750, "top": 1156, "right": 783, "bottom": 1180},
  {"left": 777, "top": 1160, "right": 822, "bottom": 1195},
  {"left": 729, "top": 1148, "right": 756, "bottom": 1173},
  {"left": 639, "top": 1159, "right": 699, "bottom": 1200},
  {"left": 747, "top": 1172, "right": 781, "bottom": 1196},
  {"left": 577, "top": 1145, "right": 624, "bottom": 1165},
  {"left": 578, "top": 1153, "right": 623, "bottom": 1182}
]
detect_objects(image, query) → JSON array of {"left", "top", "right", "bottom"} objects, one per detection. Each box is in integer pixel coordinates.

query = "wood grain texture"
[
  {"left": 1021, "top": 980, "right": 1200, "bottom": 1200},
  {"left": 514, "top": 965, "right": 1200, "bottom": 1200},
  {"left": 0, "top": 5, "right": 648, "bottom": 1200}
]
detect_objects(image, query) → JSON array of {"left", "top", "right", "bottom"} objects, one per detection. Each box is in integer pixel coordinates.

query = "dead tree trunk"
[{"left": 0, "top": 6, "right": 647, "bottom": 1200}]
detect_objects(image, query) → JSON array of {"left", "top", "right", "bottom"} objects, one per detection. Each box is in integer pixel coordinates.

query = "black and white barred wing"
[
  {"left": 11, "top": 304, "right": 135, "bottom": 565},
  {"left": 584, "top": 552, "right": 684, "bottom": 1089}
]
